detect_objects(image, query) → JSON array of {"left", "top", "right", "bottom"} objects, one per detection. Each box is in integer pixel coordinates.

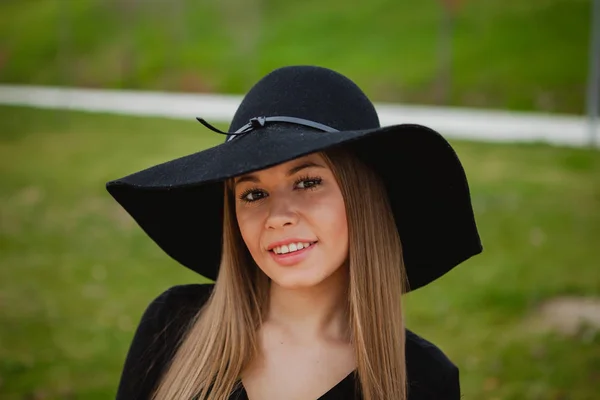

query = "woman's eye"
[
  {"left": 241, "top": 190, "right": 266, "bottom": 202},
  {"left": 296, "top": 178, "right": 322, "bottom": 189}
]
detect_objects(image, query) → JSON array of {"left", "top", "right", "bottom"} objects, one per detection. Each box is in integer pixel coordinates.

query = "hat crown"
[{"left": 228, "top": 66, "right": 380, "bottom": 134}]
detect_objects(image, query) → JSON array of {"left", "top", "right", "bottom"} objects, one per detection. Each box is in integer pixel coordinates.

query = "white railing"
[{"left": 0, "top": 84, "right": 596, "bottom": 148}]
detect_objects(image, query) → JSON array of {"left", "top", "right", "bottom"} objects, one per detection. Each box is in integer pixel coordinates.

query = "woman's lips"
[{"left": 269, "top": 242, "right": 317, "bottom": 266}]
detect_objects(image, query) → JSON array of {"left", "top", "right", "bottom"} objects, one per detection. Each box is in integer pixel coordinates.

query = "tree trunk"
[
  {"left": 58, "top": 1, "right": 71, "bottom": 87},
  {"left": 436, "top": 3, "right": 454, "bottom": 104},
  {"left": 119, "top": 0, "right": 138, "bottom": 88},
  {"left": 218, "top": 0, "right": 262, "bottom": 89}
]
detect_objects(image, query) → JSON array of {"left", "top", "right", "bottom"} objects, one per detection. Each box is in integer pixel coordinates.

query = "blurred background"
[{"left": 0, "top": 0, "right": 599, "bottom": 399}]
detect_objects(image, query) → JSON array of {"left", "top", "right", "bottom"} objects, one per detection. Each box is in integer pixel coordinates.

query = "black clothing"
[{"left": 116, "top": 284, "right": 460, "bottom": 399}]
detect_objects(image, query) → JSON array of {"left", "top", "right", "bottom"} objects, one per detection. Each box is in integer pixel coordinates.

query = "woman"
[{"left": 107, "top": 65, "right": 482, "bottom": 400}]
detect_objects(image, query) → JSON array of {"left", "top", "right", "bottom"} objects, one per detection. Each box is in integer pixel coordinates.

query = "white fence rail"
[{"left": 0, "top": 84, "right": 596, "bottom": 148}]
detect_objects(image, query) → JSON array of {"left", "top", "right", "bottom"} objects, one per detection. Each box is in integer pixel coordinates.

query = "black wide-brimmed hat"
[{"left": 106, "top": 65, "right": 482, "bottom": 291}]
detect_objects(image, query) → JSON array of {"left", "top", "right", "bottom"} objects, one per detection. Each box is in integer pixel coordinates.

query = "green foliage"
[{"left": 0, "top": 0, "right": 591, "bottom": 113}]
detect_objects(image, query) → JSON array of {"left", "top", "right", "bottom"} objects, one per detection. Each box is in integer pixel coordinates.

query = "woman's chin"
[
  {"left": 270, "top": 274, "right": 324, "bottom": 290},
  {"left": 267, "top": 267, "right": 343, "bottom": 291},
  {"left": 257, "top": 257, "right": 348, "bottom": 291}
]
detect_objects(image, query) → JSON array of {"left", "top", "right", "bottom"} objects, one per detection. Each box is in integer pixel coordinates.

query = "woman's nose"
[{"left": 264, "top": 196, "right": 299, "bottom": 230}]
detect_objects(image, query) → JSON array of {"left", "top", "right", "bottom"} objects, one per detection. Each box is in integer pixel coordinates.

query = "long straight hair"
[{"left": 152, "top": 147, "right": 408, "bottom": 399}]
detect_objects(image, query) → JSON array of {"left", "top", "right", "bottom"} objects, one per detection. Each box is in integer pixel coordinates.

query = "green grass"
[
  {"left": 0, "top": 0, "right": 591, "bottom": 113},
  {"left": 1, "top": 105, "right": 599, "bottom": 399}
]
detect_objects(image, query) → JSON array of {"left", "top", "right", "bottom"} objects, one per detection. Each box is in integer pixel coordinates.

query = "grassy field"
[
  {"left": 0, "top": 0, "right": 591, "bottom": 114},
  {"left": 0, "top": 105, "right": 599, "bottom": 399}
]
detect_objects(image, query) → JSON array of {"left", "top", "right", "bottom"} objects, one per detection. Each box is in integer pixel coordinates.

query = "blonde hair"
[{"left": 152, "top": 147, "right": 408, "bottom": 400}]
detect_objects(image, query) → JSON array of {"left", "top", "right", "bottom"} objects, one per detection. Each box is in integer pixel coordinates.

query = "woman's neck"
[{"left": 265, "top": 267, "right": 350, "bottom": 343}]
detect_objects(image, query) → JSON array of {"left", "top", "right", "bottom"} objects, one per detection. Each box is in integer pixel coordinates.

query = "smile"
[
  {"left": 271, "top": 241, "right": 316, "bottom": 255},
  {"left": 268, "top": 241, "right": 318, "bottom": 267}
]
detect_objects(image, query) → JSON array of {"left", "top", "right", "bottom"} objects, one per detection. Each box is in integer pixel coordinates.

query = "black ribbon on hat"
[{"left": 196, "top": 116, "right": 339, "bottom": 142}]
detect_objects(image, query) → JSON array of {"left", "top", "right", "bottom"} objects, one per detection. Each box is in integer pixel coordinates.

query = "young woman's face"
[{"left": 234, "top": 153, "right": 349, "bottom": 289}]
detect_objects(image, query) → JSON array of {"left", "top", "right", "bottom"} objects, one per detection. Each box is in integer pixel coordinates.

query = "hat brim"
[{"left": 106, "top": 123, "right": 482, "bottom": 291}]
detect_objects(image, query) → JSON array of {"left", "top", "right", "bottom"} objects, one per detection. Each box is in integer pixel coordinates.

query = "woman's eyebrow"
[
  {"left": 286, "top": 161, "right": 326, "bottom": 176},
  {"left": 234, "top": 161, "right": 325, "bottom": 188}
]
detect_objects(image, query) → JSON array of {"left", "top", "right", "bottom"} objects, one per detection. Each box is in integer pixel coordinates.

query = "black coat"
[{"left": 116, "top": 284, "right": 461, "bottom": 399}]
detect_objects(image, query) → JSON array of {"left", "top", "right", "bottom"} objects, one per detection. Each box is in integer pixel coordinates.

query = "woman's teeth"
[{"left": 272, "top": 242, "right": 313, "bottom": 255}]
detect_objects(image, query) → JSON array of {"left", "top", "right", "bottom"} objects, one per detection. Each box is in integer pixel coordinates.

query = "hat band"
[{"left": 196, "top": 116, "right": 339, "bottom": 142}]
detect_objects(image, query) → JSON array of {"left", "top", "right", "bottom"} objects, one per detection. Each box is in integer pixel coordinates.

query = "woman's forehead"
[{"left": 234, "top": 153, "right": 327, "bottom": 183}]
